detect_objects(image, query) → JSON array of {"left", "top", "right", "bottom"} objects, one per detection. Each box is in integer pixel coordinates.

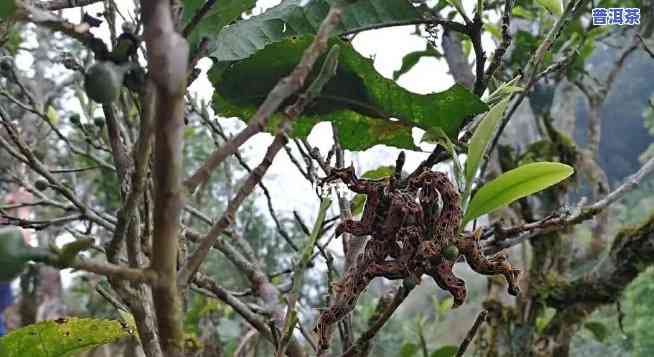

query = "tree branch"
[
  {"left": 540, "top": 213, "right": 654, "bottom": 350},
  {"left": 483, "top": 154, "right": 654, "bottom": 253},
  {"left": 140, "top": 0, "right": 190, "bottom": 354},
  {"left": 183, "top": 4, "right": 348, "bottom": 194},
  {"left": 341, "top": 285, "right": 413, "bottom": 357},
  {"left": 456, "top": 310, "right": 488, "bottom": 357}
]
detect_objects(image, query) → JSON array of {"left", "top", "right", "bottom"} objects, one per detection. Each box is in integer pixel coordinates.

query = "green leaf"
[
  {"left": 350, "top": 194, "right": 367, "bottom": 216},
  {"left": 430, "top": 345, "right": 458, "bottom": 357},
  {"left": 0, "top": 318, "right": 133, "bottom": 357},
  {"left": 362, "top": 166, "right": 395, "bottom": 179},
  {"left": 485, "top": 23, "right": 502, "bottom": 41},
  {"left": 463, "top": 162, "right": 574, "bottom": 224},
  {"left": 351, "top": 166, "right": 394, "bottom": 215},
  {"left": 423, "top": 128, "right": 463, "bottom": 192},
  {"left": 535, "top": 0, "right": 562, "bottom": 16},
  {"left": 485, "top": 76, "right": 522, "bottom": 107},
  {"left": 0, "top": 1, "right": 16, "bottom": 20},
  {"left": 465, "top": 96, "right": 511, "bottom": 187},
  {"left": 182, "top": 0, "right": 257, "bottom": 52},
  {"left": 584, "top": 321, "right": 608, "bottom": 343},
  {"left": 210, "top": 37, "right": 488, "bottom": 151},
  {"left": 511, "top": 30, "right": 539, "bottom": 68},
  {"left": 400, "top": 342, "right": 418, "bottom": 357},
  {"left": 436, "top": 297, "right": 453, "bottom": 317},
  {"left": 511, "top": 6, "right": 534, "bottom": 20},
  {"left": 211, "top": 0, "right": 421, "bottom": 61},
  {"left": 393, "top": 46, "right": 440, "bottom": 80},
  {"left": 535, "top": 307, "right": 556, "bottom": 333}
]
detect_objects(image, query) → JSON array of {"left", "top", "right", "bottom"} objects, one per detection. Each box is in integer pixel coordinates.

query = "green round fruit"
[
  {"left": 93, "top": 116, "right": 105, "bottom": 128},
  {"left": 69, "top": 114, "right": 81, "bottom": 125},
  {"left": 443, "top": 244, "right": 459, "bottom": 260},
  {"left": 34, "top": 179, "right": 48, "bottom": 191},
  {"left": 84, "top": 61, "right": 124, "bottom": 104}
]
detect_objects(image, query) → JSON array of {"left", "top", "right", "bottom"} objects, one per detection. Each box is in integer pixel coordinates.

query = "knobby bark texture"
[{"left": 140, "top": 0, "right": 189, "bottom": 355}]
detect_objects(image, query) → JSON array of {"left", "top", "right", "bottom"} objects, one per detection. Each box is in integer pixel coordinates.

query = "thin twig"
[
  {"left": 183, "top": 4, "right": 348, "bottom": 194},
  {"left": 182, "top": 0, "right": 216, "bottom": 38},
  {"left": 341, "top": 285, "right": 413, "bottom": 357},
  {"left": 483, "top": 155, "right": 654, "bottom": 253},
  {"left": 178, "top": 127, "right": 291, "bottom": 286},
  {"left": 636, "top": 33, "right": 654, "bottom": 59},
  {"left": 276, "top": 197, "right": 331, "bottom": 357},
  {"left": 483, "top": 0, "right": 515, "bottom": 88},
  {"left": 456, "top": 310, "right": 488, "bottom": 357},
  {"left": 482, "top": 0, "right": 591, "bottom": 176}
]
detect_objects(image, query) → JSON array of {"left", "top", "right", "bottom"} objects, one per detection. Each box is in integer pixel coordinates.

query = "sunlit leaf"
[
  {"left": 0, "top": 318, "right": 133, "bottom": 357},
  {"left": 210, "top": 37, "right": 488, "bottom": 151},
  {"left": 511, "top": 6, "right": 534, "bottom": 20},
  {"left": 350, "top": 166, "right": 394, "bottom": 215},
  {"left": 362, "top": 166, "right": 395, "bottom": 179},
  {"left": 535, "top": 0, "right": 562, "bottom": 16},
  {"left": 463, "top": 162, "right": 574, "bottom": 224},
  {"left": 465, "top": 96, "right": 511, "bottom": 187},
  {"left": 437, "top": 297, "right": 453, "bottom": 317}
]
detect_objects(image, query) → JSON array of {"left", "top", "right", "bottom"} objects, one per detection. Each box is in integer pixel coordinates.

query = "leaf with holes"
[
  {"left": 463, "top": 162, "right": 574, "bottom": 224},
  {"left": 0, "top": 318, "right": 133, "bottom": 357},
  {"left": 210, "top": 37, "right": 488, "bottom": 151},
  {"left": 211, "top": 0, "right": 421, "bottom": 61}
]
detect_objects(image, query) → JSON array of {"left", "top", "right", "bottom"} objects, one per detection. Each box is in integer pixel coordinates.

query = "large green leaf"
[
  {"left": 182, "top": 0, "right": 257, "bottom": 52},
  {"left": 463, "top": 162, "right": 574, "bottom": 224},
  {"left": 465, "top": 96, "right": 511, "bottom": 187},
  {"left": 210, "top": 37, "right": 488, "bottom": 151},
  {"left": 0, "top": 318, "right": 133, "bottom": 357},
  {"left": 211, "top": 0, "right": 421, "bottom": 61}
]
